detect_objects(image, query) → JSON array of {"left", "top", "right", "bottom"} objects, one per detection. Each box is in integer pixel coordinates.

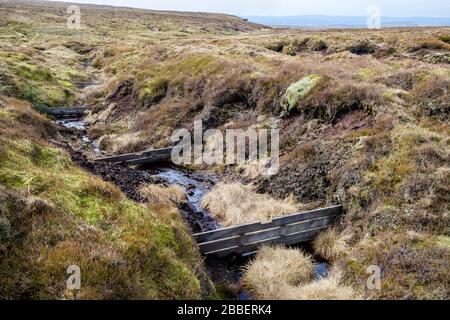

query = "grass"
[
  {"left": 242, "top": 245, "right": 315, "bottom": 299},
  {"left": 0, "top": 0, "right": 449, "bottom": 300},
  {"left": 0, "top": 86, "right": 212, "bottom": 300},
  {"left": 139, "top": 184, "right": 186, "bottom": 206},
  {"left": 282, "top": 270, "right": 359, "bottom": 300},
  {"left": 313, "top": 228, "right": 350, "bottom": 262},
  {"left": 201, "top": 183, "right": 298, "bottom": 226},
  {"left": 242, "top": 245, "right": 359, "bottom": 300}
]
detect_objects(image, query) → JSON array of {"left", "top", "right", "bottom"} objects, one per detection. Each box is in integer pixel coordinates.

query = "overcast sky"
[{"left": 49, "top": 0, "right": 450, "bottom": 17}]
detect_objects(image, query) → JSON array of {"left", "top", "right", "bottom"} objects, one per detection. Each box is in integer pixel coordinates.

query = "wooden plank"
[
  {"left": 283, "top": 215, "right": 337, "bottom": 235},
  {"left": 271, "top": 205, "right": 342, "bottom": 226},
  {"left": 206, "top": 227, "right": 327, "bottom": 256},
  {"left": 197, "top": 215, "right": 337, "bottom": 254},
  {"left": 124, "top": 153, "right": 173, "bottom": 165},
  {"left": 95, "top": 147, "right": 173, "bottom": 163},
  {"left": 44, "top": 107, "right": 87, "bottom": 118},
  {"left": 194, "top": 205, "right": 342, "bottom": 243},
  {"left": 194, "top": 221, "right": 263, "bottom": 243}
]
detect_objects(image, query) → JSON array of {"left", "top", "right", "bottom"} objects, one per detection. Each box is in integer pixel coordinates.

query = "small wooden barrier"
[
  {"left": 95, "top": 147, "right": 174, "bottom": 165},
  {"left": 43, "top": 107, "right": 87, "bottom": 118},
  {"left": 194, "top": 205, "right": 343, "bottom": 256}
]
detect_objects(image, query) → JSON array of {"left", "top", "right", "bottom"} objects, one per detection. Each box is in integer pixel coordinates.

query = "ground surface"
[{"left": 0, "top": 0, "right": 449, "bottom": 299}]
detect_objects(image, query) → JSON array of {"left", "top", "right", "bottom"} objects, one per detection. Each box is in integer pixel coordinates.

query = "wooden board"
[
  {"left": 194, "top": 205, "right": 343, "bottom": 256},
  {"left": 95, "top": 147, "right": 174, "bottom": 164},
  {"left": 43, "top": 107, "right": 87, "bottom": 118},
  {"left": 198, "top": 215, "right": 337, "bottom": 254},
  {"left": 194, "top": 205, "right": 342, "bottom": 243},
  {"left": 209, "top": 228, "right": 327, "bottom": 257}
]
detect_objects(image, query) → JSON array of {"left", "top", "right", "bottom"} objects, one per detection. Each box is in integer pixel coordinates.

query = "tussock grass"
[
  {"left": 201, "top": 183, "right": 298, "bottom": 226},
  {"left": 242, "top": 246, "right": 359, "bottom": 300},
  {"left": 139, "top": 184, "right": 186, "bottom": 206},
  {"left": 98, "top": 132, "right": 144, "bottom": 154},
  {"left": 242, "top": 245, "right": 315, "bottom": 299},
  {"left": 283, "top": 270, "right": 359, "bottom": 300},
  {"left": 313, "top": 228, "right": 351, "bottom": 261}
]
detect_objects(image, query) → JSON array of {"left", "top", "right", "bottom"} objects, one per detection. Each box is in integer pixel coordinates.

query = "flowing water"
[{"left": 56, "top": 117, "right": 218, "bottom": 232}]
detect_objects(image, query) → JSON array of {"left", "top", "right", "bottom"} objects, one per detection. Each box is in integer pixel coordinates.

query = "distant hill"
[{"left": 244, "top": 15, "right": 450, "bottom": 28}]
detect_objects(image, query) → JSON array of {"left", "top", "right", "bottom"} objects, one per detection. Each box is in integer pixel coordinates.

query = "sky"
[{"left": 48, "top": 0, "right": 450, "bottom": 18}]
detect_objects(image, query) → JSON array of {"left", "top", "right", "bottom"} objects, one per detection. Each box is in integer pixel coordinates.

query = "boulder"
[{"left": 282, "top": 74, "right": 321, "bottom": 114}]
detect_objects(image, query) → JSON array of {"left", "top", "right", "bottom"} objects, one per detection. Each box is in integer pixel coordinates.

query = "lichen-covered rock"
[{"left": 282, "top": 74, "right": 321, "bottom": 115}]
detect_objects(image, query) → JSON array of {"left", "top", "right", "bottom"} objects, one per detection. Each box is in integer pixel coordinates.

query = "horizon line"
[{"left": 30, "top": 1, "right": 450, "bottom": 19}]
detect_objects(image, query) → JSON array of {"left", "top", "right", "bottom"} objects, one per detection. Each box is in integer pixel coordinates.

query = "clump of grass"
[
  {"left": 438, "top": 34, "right": 450, "bottom": 44},
  {"left": 313, "top": 228, "right": 350, "bottom": 261},
  {"left": 242, "top": 246, "right": 359, "bottom": 300},
  {"left": 201, "top": 183, "right": 298, "bottom": 226},
  {"left": 137, "top": 77, "right": 169, "bottom": 107},
  {"left": 242, "top": 245, "right": 315, "bottom": 299},
  {"left": 98, "top": 132, "right": 145, "bottom": 154},
  {"left": 283, "top": 269, "right": 359, "bottom": 300},
  {"left": 139, "top": 184, "right": 186, "bottom": 206}
]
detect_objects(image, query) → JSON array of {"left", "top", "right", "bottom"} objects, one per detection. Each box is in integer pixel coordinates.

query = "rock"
[{"left": 282, "top": 74, "right": 322, "bottom": 115}]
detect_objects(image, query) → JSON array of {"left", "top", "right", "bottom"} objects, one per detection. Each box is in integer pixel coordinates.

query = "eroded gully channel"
[
  {"left": 55, "top": 68, "right": 328, "bottom": 298},
  {"left": 57, "top": 112, "right": 329, "bottom": 300}
]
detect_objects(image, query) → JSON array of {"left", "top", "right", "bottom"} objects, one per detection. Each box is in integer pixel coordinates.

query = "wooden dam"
[{"left": 193, "top": 205, "right": 343, "bottom": 256}]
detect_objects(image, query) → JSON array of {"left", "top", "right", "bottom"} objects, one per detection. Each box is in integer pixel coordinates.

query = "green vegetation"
[
  {"left": 0, "top": 0, "right": 449, "bottom": 300},
  {"left": 0, "top": 100, "right": 212, "bottom": 299}
]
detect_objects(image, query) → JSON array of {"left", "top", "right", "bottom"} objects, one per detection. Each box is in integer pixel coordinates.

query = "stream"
[{"left": 56, "top": 117, "right": 219, "bottom": 232}]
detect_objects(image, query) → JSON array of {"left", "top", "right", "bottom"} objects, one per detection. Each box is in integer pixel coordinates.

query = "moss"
[
  {"left": 438, "top": 35, "right": 450, "bottom": 44},
  {"left": 382, "top": 88, "right": 409, "bottom": 104},
  {"left": 12, "top": 62, "right": 53, "bottom": 81},
  {"left": 358, "top": 68, "right": 379, "bottom": 80},
  {"left": 436, "top": 236, "right": 450, "bottom": 248},
  {"left": 138, "top": 77, "right": 169, "bottom": 106}
]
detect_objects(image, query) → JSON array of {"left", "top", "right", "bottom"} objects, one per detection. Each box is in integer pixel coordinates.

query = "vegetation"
[
  {"left": 242, "top": 245, "right": 315, "bottom": 299},
  {"left": 201, "top": 183, "right": 299, "bottom": 226},
  {"left": 0, "top": 97, "right": 213, "bottom": 299},
  {"left": 0, "top": 0, "right": 449, "bottom": 299},
  {"left": 242, "top": 245, "right": 358, "bottom": 300}
]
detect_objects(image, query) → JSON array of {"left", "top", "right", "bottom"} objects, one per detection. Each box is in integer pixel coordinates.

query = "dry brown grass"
[
  {"left": 242, "top": 245, "right": 315, "bottom": 299},
  {"left": 242, "top": 246, "right": 359, "bottom": 300},
  {"left": 313, "top": 228, "right": 351, "bottom": 261},
  {"left": 283, "top": 269, "right": 360, "bottom": 300},
  {"left": 201, "top": 182, "right": 298, "bottom": 226},
  {"left": 98, "top": 132, "right": 145, "bottom": 154},
  {"left": 139, "top": 184, "right": 186, "bottom": 206}
]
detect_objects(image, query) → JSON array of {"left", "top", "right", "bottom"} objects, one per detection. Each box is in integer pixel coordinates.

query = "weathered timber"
[
  {"left": 194, "top": 205, "right": 343, "bottom": 256},
  {"left": 95, "top": 147, "right": 174, "bottom": 165},
  {"left": 194, "top": 205, "right": 343, "bottom": 243},
  {"left": 208, "top": 228, "right": 327, "bottom": 257},
  {"left": 43, "top": 107, "right": 87, "bottom": 118}
]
